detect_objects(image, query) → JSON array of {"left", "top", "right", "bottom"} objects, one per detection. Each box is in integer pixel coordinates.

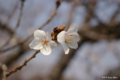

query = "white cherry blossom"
[
  {"left": 57, "top": 23, "right": 80, "bottom": 54},
  {"left": 29, "top": 30, "right": 57, "bottom": 55}
]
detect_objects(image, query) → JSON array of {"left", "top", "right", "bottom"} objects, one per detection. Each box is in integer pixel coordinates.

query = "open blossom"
[
  {"left": 57, "top": 23, "right": 80, "bottom": 54},
  {"left": 29, "top": 30, "right": 57, "bottom": 55}
]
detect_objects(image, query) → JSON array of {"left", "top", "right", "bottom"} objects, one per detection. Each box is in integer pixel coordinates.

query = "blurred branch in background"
[
  {"left": 0, "top": 0, "right": 25, "bottom": 50},
  {"left": 44, "top": 40, "right": 85, "bottom": 80},
  {"left": 65, "top": 0, "right": 76, "bottom": 30},
  {"left": 0, "top": 0, "right": 120, "bottom": 80},
  {"left": 0, "top": 0, "right": 63, "bottom": 53},
  {"left": 0, "top": 22, "right": 14, "bottom": 35},
  {"left": 44, "top": 0, "right": 120, "bottom": 80},
  {"left": 7, "top": 0, "right": 19, "bottom": 26}
]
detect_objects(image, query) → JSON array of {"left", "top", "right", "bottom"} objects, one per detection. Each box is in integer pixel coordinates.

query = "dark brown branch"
[
  {"left": 5, "top": 50, "right": 40, "bottom": 78},
  {"left": 0, "top": 63, "right": 7, "bottom": 80}
]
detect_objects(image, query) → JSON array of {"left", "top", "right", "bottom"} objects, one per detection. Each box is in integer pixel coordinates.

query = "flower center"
[
  {"left": 65, "top": 35, "right": 74, "bottom": 42},
  {"left": 42, "top": 39, "right": 49, "bottom": 46}
]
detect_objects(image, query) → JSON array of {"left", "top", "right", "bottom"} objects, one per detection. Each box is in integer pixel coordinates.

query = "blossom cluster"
[{"left": 29, "top": 23, "right": 80, "bottom": 55}]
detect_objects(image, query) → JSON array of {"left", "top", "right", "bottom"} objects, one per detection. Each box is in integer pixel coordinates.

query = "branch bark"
[{"left": 5, "top": 50, "right": 40, "bottom": 78}]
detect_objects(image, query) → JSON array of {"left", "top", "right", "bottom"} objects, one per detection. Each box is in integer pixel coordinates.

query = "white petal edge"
[
  {"left": 41, "top": 45, "right": 51, "bottom": 55},
  {"left": 67, "top": 23, "right": 78, "bottom": 33},
  {"left": 46, "top": 32, "right": 52, "bottom": 41},
  {"left": 34, "top": 30, "right": 46, "bottom": 39},
  {"left": 67, "top": 42, "right": 78, "bottom": 49},
  {"left": 57, "top": 31, "right": 66, "bottom": 44},
  {"left": 62, "top": 43, "right": 70, "bottom": 54},
  {"left": 29, "top": 38, "right": 42, "bottom": 50},
  {"left": 49, "top": 41, "right": 57, "bottom": 49}
]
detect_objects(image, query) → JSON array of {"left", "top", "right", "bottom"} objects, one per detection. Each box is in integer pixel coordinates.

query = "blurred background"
[{"left": 0, "top": 0, "right": 120, "bottom": 80}]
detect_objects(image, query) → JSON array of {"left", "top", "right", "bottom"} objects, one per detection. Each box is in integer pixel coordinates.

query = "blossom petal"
[
  {"left": 34, "top": 30, "right": 46, "bottom": 39},
  {"left": 67, "top": 42, "right": 78, "bottom": 49},
  {"left": 46, "top": 32, "right": 51, "bottom": 41},
  {"left": 62, "top": 43, "right": 70, "bottom": 54},
  {"left": 69, "top": 32, "right": 80, "bottom": 42},
  {"left": 67, "top": 23, "right": 78, "bottom": 33},
  {"left": 29, "top": 38, "right": 42, "bottom": 50},
  {"left": 41, "top": 45, "right": 51, "bottom": 55},
  {"left": 49, "top": 41, "right": 57, "bottom": 49},
  {"left": 57, "top": 31, "right": 67, "bottom": 44}
]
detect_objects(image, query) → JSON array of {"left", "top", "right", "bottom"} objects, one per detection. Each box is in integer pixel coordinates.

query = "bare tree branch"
[
  {"left": 5, "top": 50, "right": 40, "bottom": 78},
  {"left": 0, "top": 63, "right": 7, "bottom": 80}
]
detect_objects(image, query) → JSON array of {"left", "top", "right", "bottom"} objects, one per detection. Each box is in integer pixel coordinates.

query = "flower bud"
[
  {"left": 51, "top": 25, "right": 66, "bottom": 40},
  {"left": 53, "top": 27, "right": 58, "bottom": 33},
  {"left": 58, "top": 25, "right": 65, "bottom": 32},
  {"left": 51, "top": 32, "right": 54, "bottom": 36},
  {"left": 51, "top": 32, "right": 55, "bottom": 40}
]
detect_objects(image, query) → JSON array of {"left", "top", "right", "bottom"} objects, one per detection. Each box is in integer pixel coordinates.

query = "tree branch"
[
  {"left": 0, "top": 22, "right": 14, "bottom": 34},
  {"left": 0, "top": 63, "right": 7, "bottom": 80},
  {"left": 4, "top": 50, "right": 40, "bottom": 78}
]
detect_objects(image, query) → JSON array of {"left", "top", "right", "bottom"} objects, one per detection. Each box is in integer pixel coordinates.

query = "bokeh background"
[{"left": 0, "top": 0, "right": 120, "bottom": 80}]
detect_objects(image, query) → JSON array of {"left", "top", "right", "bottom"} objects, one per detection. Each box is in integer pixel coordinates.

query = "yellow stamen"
[
  {"left": 67, "top": 38, "right": 74, "bottom": 42},
  {"left": 42, "top": 40, "right": 49, "bottom": 46},
  {"left": 65, "top": 35, "right": 74, "bottom": 42}
]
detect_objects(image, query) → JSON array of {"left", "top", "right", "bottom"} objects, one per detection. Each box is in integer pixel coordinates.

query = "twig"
[
  {"left": 0, "top": 43, "right": 28, "bottom": 78},
  {"left": 108, "top": 4, "right": 120, "bottom": 26},
  {"left": 5, "top": 50, "right": 40, "bottom": 78},
  {"left": 0, "top": 63, "right": 7, "bottom": 80},
  {"left": 15, "top": 0, "right": 25, "bottom": 30},
  {"left": 0, "top": 22, "right": 14, "bottom": 34},
  {"left": 0, "top": 0, "right": 63, "bottom": 53},
  {"left": 0, "top": 0, "right": 25, "bottom": 49},
  {"left": 7, "top": 0, "right": 19, "bottom": 25}
]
